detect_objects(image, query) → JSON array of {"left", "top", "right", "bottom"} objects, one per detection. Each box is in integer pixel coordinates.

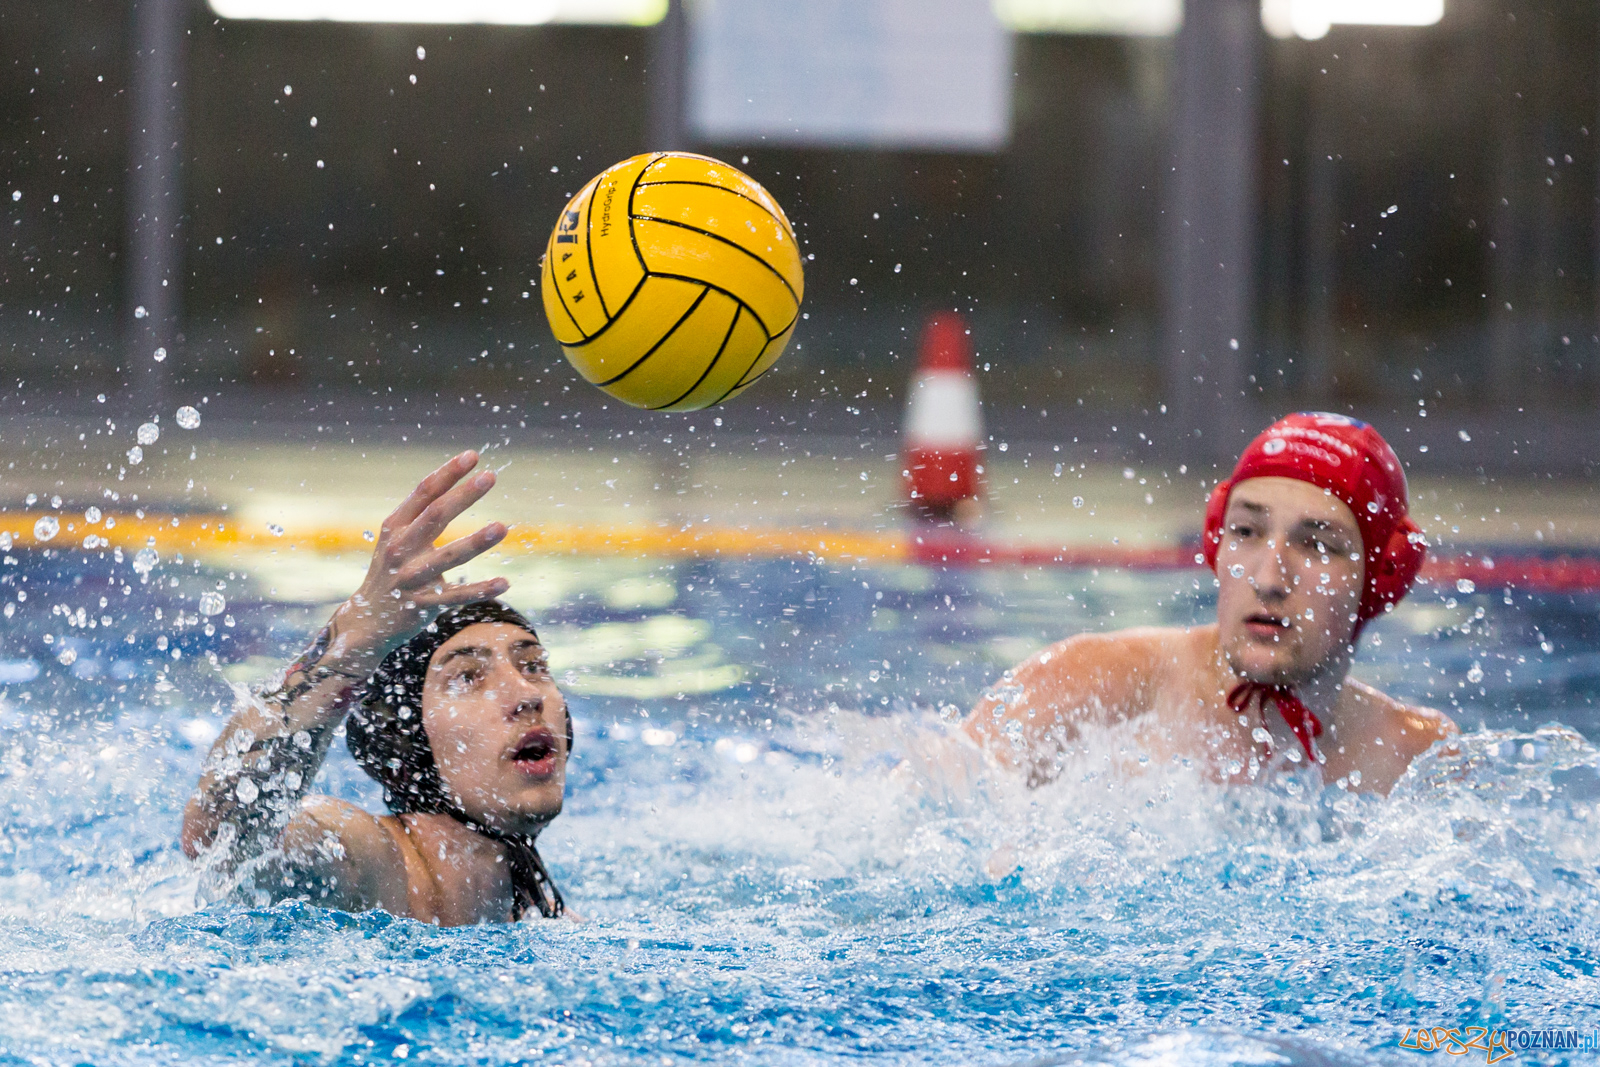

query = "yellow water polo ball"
[{"left": 541, "top": 152, "right": 804, "bottom": 411}]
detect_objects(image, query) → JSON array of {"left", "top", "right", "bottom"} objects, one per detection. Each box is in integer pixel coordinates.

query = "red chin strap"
[{"left": 1227, "top": 681, "right": 1322, "bottom": 764}]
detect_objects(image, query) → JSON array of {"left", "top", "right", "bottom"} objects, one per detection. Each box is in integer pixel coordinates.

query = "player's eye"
[
  {"left": 1229, "top": 522, "right": 1256, "bottom": 539},
  {"left": 521, "top": 657, "right": 550, "bottom": 676}
]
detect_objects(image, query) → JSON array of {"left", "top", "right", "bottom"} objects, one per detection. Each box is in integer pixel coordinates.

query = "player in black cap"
[{"left": 181, "top": 452, "right": 569, "bottom": 924}]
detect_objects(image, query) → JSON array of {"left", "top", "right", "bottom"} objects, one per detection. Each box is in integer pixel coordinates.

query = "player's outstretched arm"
[
  {"left": 180, "top": 450, "right": 511, "bottom": 897},
  {"left": 963, "top": 629, "right": 1168, "bottom": 783}
]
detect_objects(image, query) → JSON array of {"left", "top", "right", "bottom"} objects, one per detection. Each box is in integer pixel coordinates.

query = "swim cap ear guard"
[{"left": 1202, "top": 413, "right": 1427, "bottom": 632}]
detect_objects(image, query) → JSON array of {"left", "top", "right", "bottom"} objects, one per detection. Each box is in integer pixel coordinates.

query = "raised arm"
[
  {"left": 963, "top": 628, "right": 1169, "bottom": 784},
  {"left": 180, "top": 450, "right": 512, "bottom": 900}
]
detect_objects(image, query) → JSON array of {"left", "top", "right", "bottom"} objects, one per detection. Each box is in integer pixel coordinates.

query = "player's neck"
[{"left": 1209, "top": 635, "right": 1353, "bottom": 722}]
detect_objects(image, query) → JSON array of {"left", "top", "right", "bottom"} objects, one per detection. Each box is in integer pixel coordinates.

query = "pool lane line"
[{"left": 3, "top": 512, "right": 1600, "bottom": 592}]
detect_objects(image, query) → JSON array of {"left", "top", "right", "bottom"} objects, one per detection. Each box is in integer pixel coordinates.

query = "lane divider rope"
[{"left": 3, "top": 512, "right": 1597, "bottom": 592}]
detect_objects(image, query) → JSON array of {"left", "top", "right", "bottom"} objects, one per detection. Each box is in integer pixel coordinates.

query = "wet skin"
[
  {"left": 182, "top": 451, "right": 572, "bottom": 925},
  {"left": 966, "top": 476, "right": 1456, "bottom": 795},
  {"left": 285, "top": 623, "right": 571, "bottom": 926}
]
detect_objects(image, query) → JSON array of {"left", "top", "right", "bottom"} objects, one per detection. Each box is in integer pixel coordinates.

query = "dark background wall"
[{"left": 2, "top": 0, "right": 1597, "bottom": 422}]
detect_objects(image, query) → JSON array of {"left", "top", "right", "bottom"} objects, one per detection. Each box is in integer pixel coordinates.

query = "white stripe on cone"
[{"left": 904, "top": 369, "right": 983, "bottom": 509}]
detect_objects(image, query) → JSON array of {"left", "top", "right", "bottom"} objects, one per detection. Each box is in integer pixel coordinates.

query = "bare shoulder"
[
  {"left": 279, "top": 796, "right": 411, "bottom": 912},
  {"left": 1346, "top": 677, "right": 1458, "bottom": 754},
  {"left": 1014, "top": 626, "right": 1192, "bottom": 687},
  {"left": 966, "top": 625, "right": 1198, "bottom": 759}
]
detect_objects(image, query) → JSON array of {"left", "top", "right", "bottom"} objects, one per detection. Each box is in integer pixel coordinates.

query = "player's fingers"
[
  {"left": 414, "top": 577, "right": 510, "bottom": 608},
  {"left": 384, "top": 451, "right": 479, "bottom": 536},
  {"left": 397, "top": 523, "right": 507, "bottom": 587},
  {"left": 396, "top": 467, "right": 497, "bottom": 552}
]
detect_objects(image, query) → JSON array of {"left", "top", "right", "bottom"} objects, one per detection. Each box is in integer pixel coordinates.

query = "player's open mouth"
[
  {"left": 509, "top": 728, "right": 559, "bottom": 776},
  {"left": 1244, "top": 613, "right": 1291, "bottom": 639}
]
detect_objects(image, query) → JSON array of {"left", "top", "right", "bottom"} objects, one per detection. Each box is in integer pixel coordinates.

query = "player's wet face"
[
  {"left": 1216, "top": 477, "right": 1365, "bottom": 686},
  {"left": 421, "top": 623, "right": 568, "bottom": 834}
]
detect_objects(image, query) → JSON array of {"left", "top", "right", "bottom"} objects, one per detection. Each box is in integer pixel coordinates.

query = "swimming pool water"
[{"left": 1, "top": 546, "right": 1597, "bottom": 1065}]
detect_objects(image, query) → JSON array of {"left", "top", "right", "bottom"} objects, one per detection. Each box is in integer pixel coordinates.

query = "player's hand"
[{"left": 335, "top": 450, "right": 510, "bottom": 657}]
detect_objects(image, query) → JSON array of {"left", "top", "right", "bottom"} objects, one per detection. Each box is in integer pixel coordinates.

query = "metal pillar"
[
  {"left": 125, "top": 0, "right": 187, "bottom": 413},
  {"left": 648, "top": 0, "right": 687, "bottom": 152},
  {"left": 1301, "top": 93, "right": 1336, "bottom": 409},
  {"left": 1160, "top": 0, "right": 1260, "bottom": 466}
]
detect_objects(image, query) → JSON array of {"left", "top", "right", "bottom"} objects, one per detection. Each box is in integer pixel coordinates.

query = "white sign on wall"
[{"left": 688, "top": 0, "right": 1013, "bottom": 152}]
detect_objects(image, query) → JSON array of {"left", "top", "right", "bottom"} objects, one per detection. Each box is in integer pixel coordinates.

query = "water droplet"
[
  {"left": 416, "top": 45, "right": 426, "bottom": 59},
  {"left": 1123, "top": 468, "right": 1135, "bottom": 479},
  {"left": 998, "top": 442, "right": 1008, "bottom": 452},
  {"left": 894, "top": 263, "right": 902, "bottom": 273},
  {"left": 363, "top": 530, "right": 375, "bottom": 542},
  {"left": 175, "top": 405, "right": 201, "bottom": 430},
  {"left": 267, "top": 523, "right": 285, "bottom": 536},
  {"left": 1053, "top": 463, "right": 1063, "bottom": 476},
  {"left": 32, "top": 516, "right": 58, "bottom": 542},
  {"left": 133, "top": 546, "right": 159, "bottom": 575},
  {"left": 1229, "top": 564, "right": 1245, "bottom": 578},
  {"left": 9, "top": 190, "right": 18, "bottom": 202},
  {"left": 1366, "top": 500, "right": 1380, "bottom": 513},
  {"left": 126, "top": 445, "right": 144, "bottom": 465},
  {"left": 1466, "top": 663, "right": 1484, "bottom": 684},
  {"left": 309, "top": 116, "right": 318, "bottom": 127},
  {"left": 1072, "top": 496, "right": 1084, "bottom": 508},
  {"left": 235, "top": 777, "right": 259, "bottom": 803},
  {"left": 283, "top": 84, "right": 292, "bottom": 95},
  {"left": 133, "top": 306, "right": 147, "bottom": 319},
  {"left": 0, "top": 532, "right": 10, "bottom": 551},
  {"left": 137, "top": 422, "right": 160, "bottom": 445},
  {"left": 56, "top": 647, "right": 77, "bottom": 666},
  {"left": 24, "top": 493, "right": 36, "bottom": 506},
  {"left": 1456, "top": 578, "right": 1475, "bottom": 594},
  {"left": 1251, "top": 727, "right": 1271, "bottom": 744},
  {"left": 50, "top": 495, "right": 61, "bottom": 509},
  {"left": 84, "top": 506, "right": 102, "bottom": 524},
  {"left": 198, "top": 590, "right": 226, "bottom": 617},
  {"left": 152, "top": 346, "right": 166, "bottom": 362},
  {"left": 1458, "top": 430, "right": 1472, "bottom": 442}
]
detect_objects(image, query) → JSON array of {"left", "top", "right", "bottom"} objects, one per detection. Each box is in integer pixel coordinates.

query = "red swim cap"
[{"left": 1202, "top": 412, "right": 1426, "bottom": 626}]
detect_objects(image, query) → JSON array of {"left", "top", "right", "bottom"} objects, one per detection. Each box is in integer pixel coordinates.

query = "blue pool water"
[{"left": 1, "top": 545, "right": 1598, "bottom": 1065}]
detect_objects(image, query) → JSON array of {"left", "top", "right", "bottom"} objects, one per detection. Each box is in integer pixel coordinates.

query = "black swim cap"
[{"left": 346, "top": 599, "right": 567, "bottom": 919}]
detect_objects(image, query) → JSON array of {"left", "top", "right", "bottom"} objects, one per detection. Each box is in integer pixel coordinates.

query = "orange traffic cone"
[{"left": 903, "top": 312, "right": 984, "bottom": 522}]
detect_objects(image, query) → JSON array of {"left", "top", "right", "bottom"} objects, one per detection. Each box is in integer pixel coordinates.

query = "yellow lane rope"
[{"left": 0, "top": 511, "right": 909, "bottom": 565}]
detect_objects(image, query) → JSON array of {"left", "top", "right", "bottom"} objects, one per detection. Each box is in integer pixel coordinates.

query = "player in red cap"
[{"left": 965, "top": 413, "right": 1456, "bottom": 795}]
